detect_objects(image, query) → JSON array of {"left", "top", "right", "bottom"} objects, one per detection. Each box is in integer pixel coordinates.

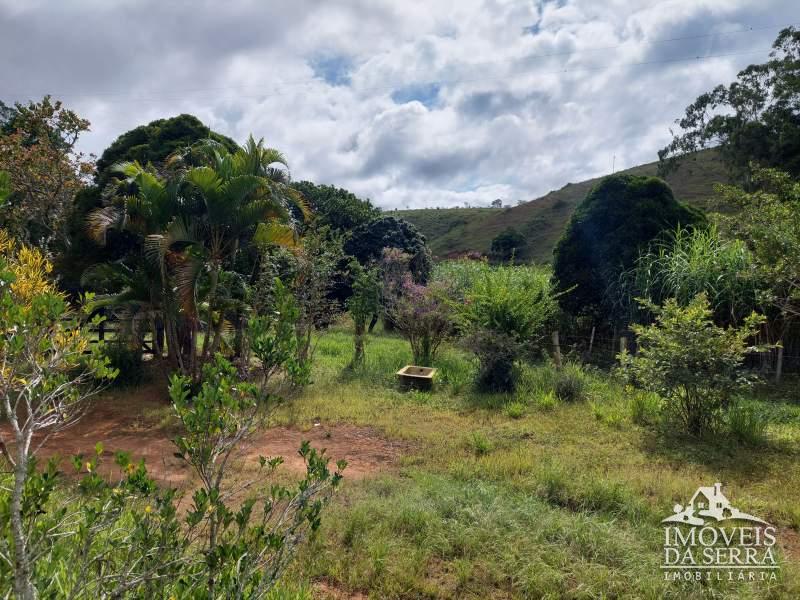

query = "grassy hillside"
[{"left": 396, "top": 150, "right": 730, "bottom": 263}]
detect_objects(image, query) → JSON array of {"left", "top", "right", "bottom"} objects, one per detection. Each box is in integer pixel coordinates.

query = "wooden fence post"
[
  {"left": 775, "top": 344, "right": 784, "bottom": 384},
  {"left": 618, "top": 336, "right": 627, "bottom": 361},
  {"left": 552, "top": 331, "right": 562, "bottom": 369}
]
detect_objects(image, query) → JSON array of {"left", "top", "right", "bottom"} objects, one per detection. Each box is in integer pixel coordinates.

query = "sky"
[{"left": 1, "top": 0, "right": 798, "bottom": 209}]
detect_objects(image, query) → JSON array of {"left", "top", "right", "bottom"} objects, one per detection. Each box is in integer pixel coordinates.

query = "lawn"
[{"left": 248, "top": 324, "right": 800, "bottom": 599}]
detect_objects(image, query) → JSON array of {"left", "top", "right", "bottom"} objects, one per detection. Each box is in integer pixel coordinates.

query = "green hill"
[{"left": 396, "top": 150, "right": 729, "bottom": 263}]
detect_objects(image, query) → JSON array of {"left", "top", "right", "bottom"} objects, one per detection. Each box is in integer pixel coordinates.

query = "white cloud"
[{"left": 0, "top": 0, "right": 796, "bottom": 208}]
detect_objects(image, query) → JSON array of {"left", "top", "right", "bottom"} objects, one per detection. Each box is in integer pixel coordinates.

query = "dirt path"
[{"left": 3, "top": 380, "right": 406, "bottom": 487}]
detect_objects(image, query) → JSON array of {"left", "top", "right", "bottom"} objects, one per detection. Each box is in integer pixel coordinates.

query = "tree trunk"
[{"left": 11, "top": 439, "right": 35, "bottom": 600}]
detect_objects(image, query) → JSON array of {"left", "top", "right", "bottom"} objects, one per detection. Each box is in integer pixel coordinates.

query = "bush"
[
  {"left": 104, "top": 343, "right": 144, "bottom": 387},
  {"left": 619, "top": 293, "right": 764, "bottom": 436},
  {"left": 390, "top": 278, "right": 453, "bottom": 366},
  {"left": 553, "top": 366, "right": 585, "bottom": 403},
  {"left": 456, "top": 264, "right": 558, "bottom": 392},
  {"left": 552, "top": 173, "right": 704, "bottom": 320}
]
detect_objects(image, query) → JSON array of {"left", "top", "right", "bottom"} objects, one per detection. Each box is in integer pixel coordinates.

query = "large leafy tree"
[
  {"left": 659, "top": 27, "right": 800, "bottom": 182},
  {"left": 344, "top": 216, "right": 431, "bottom": 283},
  {"left": 94, "top": 114, "right": 238, "bottom": 187},
  {"left": 552, "top": 174, "right": 704, "bottom": 321},
  {"left": 291, "top": 181, "right": 379, "bottom": 235},
  {"left": 0, "top": 97, "right": 92, "bottom": 254},
  {"left": 86, "top": 135, "right": 306, "bottom": 376},
  {"left": 717, "top": 168, "right": 800, "bottom": 328}
]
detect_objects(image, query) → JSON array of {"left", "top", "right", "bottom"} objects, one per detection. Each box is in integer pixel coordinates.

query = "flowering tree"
[
  {"left": 0, "top": 230, "right": 116, "bottom": 599},
  {"left": 391, "top": 277, "right": 453, "bottom": 366}
]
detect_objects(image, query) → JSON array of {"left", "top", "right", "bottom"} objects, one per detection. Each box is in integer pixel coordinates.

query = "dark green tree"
[
  {"left": 291, "top": 181, "right": 379, "bottom": 235},
  {"left": 344, "top": 216, "right": 431, "bottom": 284},
  {"left": 659, "top": 26, "right": 800, "bottom": 182},
  {"left": 94, "top": 114, "right": 238, "bottom": 187},
  {"left": 552, "top": 174, "right": 704, "bottom": 321},
  {"left": 490, "top": 227, "right": 526, "bottom": 262}
]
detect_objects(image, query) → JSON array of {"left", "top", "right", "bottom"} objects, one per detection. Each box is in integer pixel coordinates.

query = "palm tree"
[{"left": 86, "top": 135, "right": 307, "bottom": 376}]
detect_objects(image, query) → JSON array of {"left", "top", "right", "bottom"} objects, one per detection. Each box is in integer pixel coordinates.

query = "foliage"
[
  {"left": 390, "top": 277, "right": 453, "bottom": 366},
  {"left": 0, "top": 97, "right": 92, "bottom": 253},
  {"left": 86, "top": 135, "right": 306, "bottom": 377},
  {"left": 94, "top": 113, "right": 238, "bottom": 187},
  {"left": 171, "top": 355, "right": 345, "bottom": 597},
  {"left": 345, "top": 262, "right": 380, "bottom": 368},
  {"left": 552, "top": 174, "right": 704, "bottom": 321},
  {"left": 248, "top": 278, "right": 310, "bottom": 388},
  {"left": 0, "top": 231, "right": 117, "bottom": 599},
  {"left": 620, "top": 225, "right": 766, "bottom": 327},
  {"left": 291, "top": 181, "right": 380, "bottom": 235},
  {"left": 659, "top": 27, "right": 800, "bottom": 181},
  {"left": 456, "top": 264, "right": 558, "bottom": 392},
  {"left": 619, "top": 294, "right": 764, "bottom": 436},
  {"left": 490, "top": 227, "right": 526, "bottom": 263},
  {"left": 344, "top": 216, "right": 432, "bottom": 285},
  {"left": 553, "top": 365, "right": 586, "bottom": 403},
  {"left": 253, "top": 230, "right": 344, "bottom": 377},
  {"left": 716, "top": 168, "right": 800, "bottom": 323},
  {"left": 104, "top": 341, "right": 145, "bottom": 388},
  {"left": 0, "top": 352, "right": 343, "bottom": 598}
]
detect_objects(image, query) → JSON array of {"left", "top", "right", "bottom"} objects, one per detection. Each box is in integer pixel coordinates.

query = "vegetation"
[
  {"left": 621, "top": 225, "right": 766, "bottom": 327},
  {"left": 553, "top": 173, "right": 704, "bottom": 320},
  {"left": 0, "top": 97, "right": 92, "bottom": 254},
  {"left": 490, "top": 226, "right": 526, "bottom": 262},
  {"left": 291, "top": 181, "right": 379, "bottom": 235},
  {"left": 2, "top": 66, "right": 799, "bottom": 597},
  {"left": 86, "top": 136, "right": 306, "bottom": 378},
  {"left": 345, "top": 261, "right": 380, "bottom": 368},
  {"left": 619, "top": 294, "right": 765, "bottom": 436},
  {"left": 660, "top": 26, "right": 800, "bottom": 181},
  {"left": 397, "top": 149, "right": 729, "bottom": 262},
  {"left": 390, "top": 278, "right": 453, "bottom": 366},
  {"left": 454, "top": 263, "right": 558, "bottom": 392},
  {"left": 344, "top": 215, "right": 432, "bottom": 284}
]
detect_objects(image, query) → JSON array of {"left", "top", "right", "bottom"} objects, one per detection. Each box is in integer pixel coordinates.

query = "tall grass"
[{"left": 621, "top": 225, "right": 766, "bottom": 326}]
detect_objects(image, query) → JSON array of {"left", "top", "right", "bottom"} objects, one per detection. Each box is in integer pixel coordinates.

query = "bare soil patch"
[{"left": 4, "top": 380, "right": 406, "bottom": 486}]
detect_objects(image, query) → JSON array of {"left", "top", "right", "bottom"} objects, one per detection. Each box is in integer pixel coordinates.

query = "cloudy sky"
[{"left": 1, "top": 0, "right": 797, "bottom": 208}]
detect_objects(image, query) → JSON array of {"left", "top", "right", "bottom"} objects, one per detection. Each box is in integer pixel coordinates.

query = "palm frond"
[{"left": 253, "top": 221, "right": 298, "bottom": 248}]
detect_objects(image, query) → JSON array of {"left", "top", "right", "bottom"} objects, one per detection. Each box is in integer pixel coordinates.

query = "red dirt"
[{"left": 3, "top": 380, "right": 406, "bottom": 487}]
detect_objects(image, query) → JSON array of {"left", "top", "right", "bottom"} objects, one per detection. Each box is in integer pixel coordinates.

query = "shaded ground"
[{"left": 7, "top": 380, "right": 406, "bottom": 487}]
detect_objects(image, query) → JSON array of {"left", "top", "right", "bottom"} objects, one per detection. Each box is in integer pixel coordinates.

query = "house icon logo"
[
  {"left": 661, "top": 482, "right": 779, "bottom": 583},
  {"left": 662, "top": 482, "right": 770, "bottom": 527}
]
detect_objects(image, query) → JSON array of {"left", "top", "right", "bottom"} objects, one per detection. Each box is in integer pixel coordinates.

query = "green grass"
[
  {"left": 397, "top": 149, "right": 731, "bottom": 263},
  {"left": 270, "top": 325, "right": 800, "bottom": 598}
]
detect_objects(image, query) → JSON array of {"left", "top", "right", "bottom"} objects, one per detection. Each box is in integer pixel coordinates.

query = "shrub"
[
  {"left": 456, "top": 264, "right": 558, "bottom": 392},
  {"left": 104, "top": 342, "right": 144, "bottom": 387},
  {"left": 619, "top": 293, "right": 764, "bottom": 437},
  {"left": 391, "top": 277, "right": 453, "bottom": 366},
  {"left": 553, "top": 365, "right": 585, "bottom": 403},
  {"left": 247, "top": 278, "right": 310, "bottom": 387},
  {"left": 504, "top": 401, "right": 526, "bottom": 419},
  {"left": 467, "top": 432, "right": 492, "bottom": 456},
  {"left": 490, "top": 227, "right": 526, "bottom": 263},
  {"left": 346, "top": 262, "right": 380, "bottom": 368},
  {"left": 537, "top": 391, "right": 559, "bottom": 410}
]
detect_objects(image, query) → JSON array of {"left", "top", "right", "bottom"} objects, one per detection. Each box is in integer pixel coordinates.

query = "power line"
[
  {"left": 1, "top": 47, "right": 775, "bottom": 108},
  {"left": 1, "top": 21, "right": 793, "bottom": 104}
]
